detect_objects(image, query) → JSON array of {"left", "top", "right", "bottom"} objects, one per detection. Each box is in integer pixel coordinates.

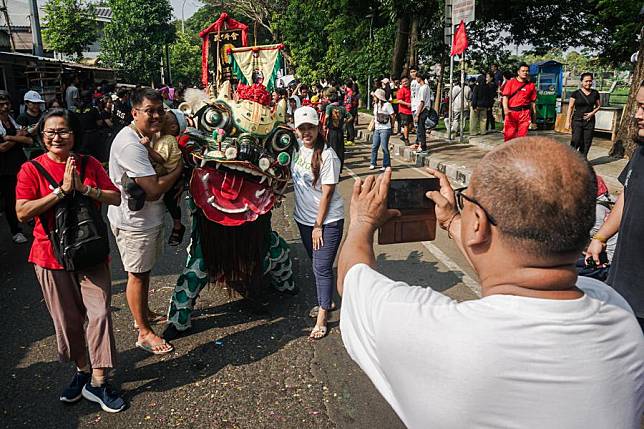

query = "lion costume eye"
[
  {"left": 196, "top": 102, "right": 234, "bottom": 135},
  {"left": 269, "top": 127, "right": 296, "bottom": 153}
]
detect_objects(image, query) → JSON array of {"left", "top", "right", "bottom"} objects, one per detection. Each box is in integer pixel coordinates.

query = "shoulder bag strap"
[
  {"left": 79, "top": 155, "right": 88, "bottom": 182},
  {"left": 507, "top": 82, "right": 529, "bottom": 102},
  {"left": 30, "top": 160, "right": 60, "bottom": 189},
  {"left": 29, "top": 160, "right": 59, "bottom": 239}
]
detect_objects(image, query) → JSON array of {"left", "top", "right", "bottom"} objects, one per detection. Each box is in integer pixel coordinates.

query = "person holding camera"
[
  {"left": 15, "top": 108, "right": 124, "bottom": 412},
  {"left": 336, "top": 137, "right": 643, "bottom": 428},
  {"left": 369, "top": 89, "right": 395, "bottom": 172}
]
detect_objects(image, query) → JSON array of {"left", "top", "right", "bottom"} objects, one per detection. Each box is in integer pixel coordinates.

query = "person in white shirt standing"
[
  {"left": 409, "top": 65, "right": 419, "bottom": 117},
  {"left": 412, "top": 73, "right": 433, "bottom": 153},
  {"left": 447, "top": 81, "right": 471, "bottom": 137},
  {"left": 336, "top": 137, "right": 643, "bottom": 429},
  {"left": 291, "top": 106, "right": 345, "bottom": 339},
  {"left": 369, "top": 89, "right": 395, "bottom": 171},
  {"left": 108, "top": 88, "right": 183, "bottom": 354}
]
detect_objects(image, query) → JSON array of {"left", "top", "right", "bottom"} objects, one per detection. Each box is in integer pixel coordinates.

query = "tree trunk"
[
  {"left": 407, "top": 17, "right": 419, "bottom": 71},
  {"left": 391, "top": 16, "right": 410, "bottom": 79},
  {"left": 610, "top": 25, "right": 644, "bottom": 159}
]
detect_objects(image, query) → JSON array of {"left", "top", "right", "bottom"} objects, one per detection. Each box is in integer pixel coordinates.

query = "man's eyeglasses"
[
  {"left": 135, "top": 107, "right": 166, "bottom": 117},
  {"left": 42, "top": 129, "right": 73, "bottom": 139},
  {"left": 454, "top": 187, "right": 498, "bottom": 226}
]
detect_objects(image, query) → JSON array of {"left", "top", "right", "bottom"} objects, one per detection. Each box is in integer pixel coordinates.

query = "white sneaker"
[
  {"left": 369, "top": 165, "right": 376, "bottom": 170},
  {"left": 12, "top": 232, "right": 28, "bottom": 244},
  {"left": 379, "top": 167, "right": 386, "bottom": 172}
]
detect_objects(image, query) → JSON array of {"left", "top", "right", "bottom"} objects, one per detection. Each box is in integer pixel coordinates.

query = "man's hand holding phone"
[
  {"left": 349, "top": 168, "right": 400, "bottom": 234},
  {"left": 425, "top": 168, "right": 459, "bottom": 230}
]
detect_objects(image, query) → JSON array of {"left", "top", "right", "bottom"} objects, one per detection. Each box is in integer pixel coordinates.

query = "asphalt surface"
[{"left": 0, "top": 137, "right": 479, "bottom": 428}]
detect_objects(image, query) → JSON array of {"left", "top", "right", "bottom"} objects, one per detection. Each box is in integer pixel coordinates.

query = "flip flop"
[
  {"left": 135, "top": 338, "right": 174, "bottom": 355},
  {"left": 309, "top": 325, "right": 328, "bottom": 340}
]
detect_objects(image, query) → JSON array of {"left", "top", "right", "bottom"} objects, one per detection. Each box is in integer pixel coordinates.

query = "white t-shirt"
[
  {"left": 451, "top": 84, "right": 471, "bottom": 112},
  {"left": 416, "top": 83, "right": 433, "bottom": 113},
  {"left": 341, "top": 264, "right": 644, "bottom": 429},
  {"left": 373, "top": 102, "right": 394, "bottom": 131},
  {"left": 291, "top": 141, "right": 344, "bottom": 226},
  {"left": 410, "top": 79, "right": 420, "bottom": 112},
  {"left": 107, "top": 126, "right": 165, "bottom": 231}
]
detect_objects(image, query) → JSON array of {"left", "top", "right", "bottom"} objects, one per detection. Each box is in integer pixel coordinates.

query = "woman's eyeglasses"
[
  {"left": 42, "top": 129, "right": 73, "bottom": 139},
  {"left": 454, "top": 187, "right": 498, "bottom": 226}
]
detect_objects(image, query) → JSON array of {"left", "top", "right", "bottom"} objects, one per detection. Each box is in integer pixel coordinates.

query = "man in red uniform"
[
  {"left": 502, "top": 63, "right": 537, "bottom": 142},
  {"left": 396, "top": 77, "right": 413, "bottom": 144}
]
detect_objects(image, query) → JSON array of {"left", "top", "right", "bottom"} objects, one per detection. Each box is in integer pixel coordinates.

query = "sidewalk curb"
[
  {"left": 356, "top": 126, "right": 473, "bottom": 186},
  {"left": 391, "top": 140, "right": 471, "bottom": 186}
]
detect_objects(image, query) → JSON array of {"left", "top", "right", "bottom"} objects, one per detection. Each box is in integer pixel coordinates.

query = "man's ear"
[{"left": 464, "top": 205, "right": 492, "bottom": 247}]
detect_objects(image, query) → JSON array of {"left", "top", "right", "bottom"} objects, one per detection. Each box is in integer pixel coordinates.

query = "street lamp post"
[{"left": 181, "top": 0, "right": 187, "bottom": 33}]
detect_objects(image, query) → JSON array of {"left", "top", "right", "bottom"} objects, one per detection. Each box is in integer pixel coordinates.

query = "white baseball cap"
[
  {"left": 24, "top": 90, "right": 44, "bottom": 103},
  {"left": 294, "top": 106, "right": 319, "bottom": 128}
]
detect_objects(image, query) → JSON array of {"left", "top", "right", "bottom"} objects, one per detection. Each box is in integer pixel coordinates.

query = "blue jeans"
[
  {"left": 371, "top": 129, "right": 392, "bottom": 167},
  {"left": 416, "top": 109, "right": 429, "bottom": 150},
  {"left": 297, "top": 220, "right": 344, "bottom": 310}
]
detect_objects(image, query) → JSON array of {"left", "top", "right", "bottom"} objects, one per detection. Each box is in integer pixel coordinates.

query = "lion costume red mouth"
[{"left": 191, "top": 166, "right": 276, "bottom": 226}]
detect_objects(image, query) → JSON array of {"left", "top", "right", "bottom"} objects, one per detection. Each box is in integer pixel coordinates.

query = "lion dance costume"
[{"left": 165, "top": 73, "right": 297, "bottom": 333}]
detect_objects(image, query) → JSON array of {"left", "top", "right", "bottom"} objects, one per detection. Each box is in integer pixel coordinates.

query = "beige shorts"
[{"left": 111, "top": 224, "right": 164, "bottom": 273}]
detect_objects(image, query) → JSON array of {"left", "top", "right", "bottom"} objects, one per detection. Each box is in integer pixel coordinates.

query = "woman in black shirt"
[
  {"left": 566, "top": 73, "right": 601, "bottom": 157},
  {"left": 0, "top": 91, "right": 33, "bottom": 243}
]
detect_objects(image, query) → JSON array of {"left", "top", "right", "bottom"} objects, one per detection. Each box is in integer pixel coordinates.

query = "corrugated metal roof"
[{"left": 95, "top": 7, "right": 112, "bottom": 22}]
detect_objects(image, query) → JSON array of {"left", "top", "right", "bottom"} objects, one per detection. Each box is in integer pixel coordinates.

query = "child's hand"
[{"left": 139, "top": 136, "right": 151, "bottom": 147}]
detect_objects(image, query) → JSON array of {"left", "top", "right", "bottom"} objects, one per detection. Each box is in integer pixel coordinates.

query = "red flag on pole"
[{"left": 450, "top": 20, "right": 468, "bottom": 56}]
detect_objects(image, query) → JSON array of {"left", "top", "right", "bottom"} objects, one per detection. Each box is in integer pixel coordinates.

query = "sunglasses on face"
[
  {"left": 454, "top": 187, "right": 498, "bottom": 226},
  {"left": 135, "top": 108, "right": 166, "bottom": 117}
]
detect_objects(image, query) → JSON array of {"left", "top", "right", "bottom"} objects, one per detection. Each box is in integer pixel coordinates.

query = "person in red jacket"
[
  {"left": 396, "top": 77, "right": 413, "bottom": 144},
  {"left": 502, "top": 63, "right": 537, "bottom": 142}
]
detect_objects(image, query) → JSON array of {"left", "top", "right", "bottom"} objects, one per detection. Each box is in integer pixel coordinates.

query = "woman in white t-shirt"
[
  {"left": 370, "top": 88, "right": 395, "bottom": 171},
  {"left": 291, "top": 106, "right": 345, "bottom": 339}
]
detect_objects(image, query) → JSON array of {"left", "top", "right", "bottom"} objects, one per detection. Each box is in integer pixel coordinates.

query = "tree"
[
  {"left": 610, "top": 24, "right": 644, "bottom": 159},
  {"left": 168, "top": 29, "right": 202, "bottom": 86},
  {"left": 101, "top": 0, "right": 175, "bottom": 84},
  {"left": 42, "top": 0, "right": 97, "bottom": 60}
]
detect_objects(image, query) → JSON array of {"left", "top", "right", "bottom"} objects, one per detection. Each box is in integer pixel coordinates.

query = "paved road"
[{"left": 0, "top": 139, "right": 479, "bottom": 428}]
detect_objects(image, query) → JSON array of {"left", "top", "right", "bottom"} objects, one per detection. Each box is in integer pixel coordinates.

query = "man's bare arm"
[
  {"left": 134, "top": 161, "right": 183, "bottom": 201},
  {"left": 337, "top": 170, "right": 399, "bottom": 296}
]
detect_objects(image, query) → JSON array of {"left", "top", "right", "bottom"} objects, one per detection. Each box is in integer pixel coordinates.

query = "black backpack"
[{"left": 31, "top": 156, "right": 110, "bottom": 272}]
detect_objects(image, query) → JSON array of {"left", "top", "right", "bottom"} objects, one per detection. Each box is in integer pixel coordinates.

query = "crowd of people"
[{"left": 1, "top": 64, "right": 642, "bottom": 426}]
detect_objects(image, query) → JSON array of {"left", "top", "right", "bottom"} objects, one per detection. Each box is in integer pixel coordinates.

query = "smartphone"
[{"left": 387, "top": 178, "right": 440, "bottom": 210}]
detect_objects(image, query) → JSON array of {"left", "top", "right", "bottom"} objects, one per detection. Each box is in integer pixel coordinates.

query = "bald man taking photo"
[{"left": 337, "top": 138, "right": 643, "bottom": 429}]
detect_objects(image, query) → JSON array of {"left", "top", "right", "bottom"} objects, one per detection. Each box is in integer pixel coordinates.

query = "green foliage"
[
  {"left": 101, "top": 0, "right": 175, "bottom": 84},
  {"left": 168, "top": 30, "right": 202, "bottom": 86},
  {"left": 477, "top": 0, "right": 641, "bottom": 66},
  {"left": 275, "top": 0, "right": 393, "bottom": 90},
  {"left": 42, "top": 0, "right": 97, "bottom": 59}
]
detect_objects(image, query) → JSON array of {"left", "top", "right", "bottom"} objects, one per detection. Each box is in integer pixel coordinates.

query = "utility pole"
[
  {"left": 29, "top": 0, "right": 44, "bottom": 56},
  {"left": 0, "top": 0, "right": 16, "bottom": 52}
]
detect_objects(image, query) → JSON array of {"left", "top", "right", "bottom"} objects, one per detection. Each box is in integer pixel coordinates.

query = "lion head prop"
[{"left": 179, "top": 82, "right": 296, "bottom": 227}]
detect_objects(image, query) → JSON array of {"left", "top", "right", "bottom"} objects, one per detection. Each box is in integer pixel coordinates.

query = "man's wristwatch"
[{"left": 53, "top": 187, "right": 66, "bottom": 200}]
